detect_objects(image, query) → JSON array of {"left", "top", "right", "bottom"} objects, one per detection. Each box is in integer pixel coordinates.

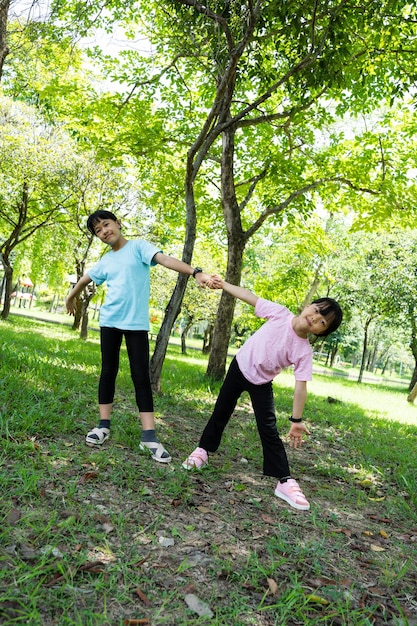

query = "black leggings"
[
  {"left": 98, "top": 327, "right": 154, "bottom": 412},
  {"left": 199, "top": 357, "right": 290, "bottom": 479}
]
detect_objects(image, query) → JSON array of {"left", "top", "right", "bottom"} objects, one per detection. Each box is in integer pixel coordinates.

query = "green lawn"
[{"left": 1, "top": 314, "right": 416, "bottom": 625}]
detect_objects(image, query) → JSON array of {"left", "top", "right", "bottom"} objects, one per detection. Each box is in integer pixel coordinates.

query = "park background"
[{"left": 1, "top": 1, "right": 417, "bottom": 624}]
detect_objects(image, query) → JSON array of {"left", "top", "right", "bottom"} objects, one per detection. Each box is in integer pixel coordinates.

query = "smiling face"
[
  {"left": 293, "top": 303, "right": 331, "bottom": 338},
  {"left": 91, "top": 217, "right": 125, "bottom": 250}
]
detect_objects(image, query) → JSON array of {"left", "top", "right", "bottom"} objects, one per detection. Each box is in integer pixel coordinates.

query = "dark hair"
[
  {"left": 311, "top": 297, "right": 343, "bottom": 337},
  {"left": 86, "top": 210, "right": 119, "bottom": 236}
]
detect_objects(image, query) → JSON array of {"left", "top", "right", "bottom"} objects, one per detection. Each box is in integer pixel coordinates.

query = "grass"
[{"left": 1, "top": 314, "right": 417, "bottom": 625}]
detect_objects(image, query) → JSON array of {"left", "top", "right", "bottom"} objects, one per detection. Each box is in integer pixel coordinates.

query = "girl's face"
[
  {"left": 296, "top": 303, "right": 330, "bottom": 337},
  {"left": 92, "top": 218, "right": 123, "bottom": 247}
]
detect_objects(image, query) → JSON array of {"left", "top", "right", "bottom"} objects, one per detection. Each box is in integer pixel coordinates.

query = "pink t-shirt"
[{"left": 236, "top": 298, "right": 313, "bottom": 385}]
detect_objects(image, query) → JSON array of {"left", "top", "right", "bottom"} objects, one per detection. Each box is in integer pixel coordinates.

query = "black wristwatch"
[
  {"left": 289, "top": 416, "right": 302, "bottom": 423},
  {"left": 192, "top": 267, "right": 203, "bottom": 278}
]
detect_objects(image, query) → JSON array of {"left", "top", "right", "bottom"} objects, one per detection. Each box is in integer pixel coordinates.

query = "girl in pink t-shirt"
[{"left": 183, "top": 277, "right": 342, "bottom": 511}]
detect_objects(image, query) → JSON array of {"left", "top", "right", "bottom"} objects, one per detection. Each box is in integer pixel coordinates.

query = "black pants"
[
  {"left": 99, "top": 327, "right": 154, "bottom": 412},
  {"left": 199, "top": 357, "right": 290, "bottom": 479}
]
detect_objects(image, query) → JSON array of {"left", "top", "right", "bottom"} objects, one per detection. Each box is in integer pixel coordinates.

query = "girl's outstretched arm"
[
  {"left": 153, "top": 252, "right": 212, "bottom": 288},
  {"left": 65, "top": 274, "right": 93, "bottom": 315},
  {"left": 210, "top": 275, "right": 258, "bottom": 307}
]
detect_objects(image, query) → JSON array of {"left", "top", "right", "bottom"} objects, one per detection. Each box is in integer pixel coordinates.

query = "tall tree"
[
  {"left": 0, "top": 95, "right": 82, "bottom": 319},
  {"left": 336, "top": 229, "right": 417, "bottom": 385},
  {"left": 30, "top": 1, "right": 417, "bottom": 386},
  {"left": 141, "top": 0, "right": 417, "bottom": 381}
]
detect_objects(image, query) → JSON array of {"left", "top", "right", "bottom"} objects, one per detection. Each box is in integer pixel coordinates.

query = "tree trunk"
[
  {"left": 79, "top": 285, "right": 96, "bottom": 339},
  {"left": 0, "top": 0, "right": 10, "bottom": 81},
  {"left": 369, "top": 341, "right": 379, "bottom": 373},
  {"left": 407, "top": 381, "right": 417, "bottom": 403},
  {"left": 150, "top": 154, "right": 197, "bottom": 391},
  {"left": 206, "top": 125, "right": 245, "bottom": 380},
  {"left": 380, "top": 355, "right": 389, "bottom": 376},
  {"left": 358, "top": 317, "right": 373, "bottom": 383},
  {"left": 408, "top": 308, "right": 417, "bottom": 392},
  {"left": 329, "top": 342, "right": 339, "bottom": 367},
  {"left": 0, "top": 252, "right": 12, "bottom": 320},
  {"left": 202, "top": 323, "right": 213, "bottom": 354},
  {"left": 0, "top": 183, "right": 29, "bottom": 319},
  {"left": 80, "top": 301, "right": 89, "bottom": 340},
  {"left": 180, "top": 316, "right": 193, "bottom": 355}
]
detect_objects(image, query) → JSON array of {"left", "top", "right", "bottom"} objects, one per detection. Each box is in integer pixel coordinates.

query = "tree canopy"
[{"left": 1, "top": 0, "right": 417, "bottom": 388}]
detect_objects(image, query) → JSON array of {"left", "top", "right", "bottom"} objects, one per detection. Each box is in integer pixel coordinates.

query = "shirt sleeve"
[{"left": 87, "top": 259, "right": 105, "bottom": 286}]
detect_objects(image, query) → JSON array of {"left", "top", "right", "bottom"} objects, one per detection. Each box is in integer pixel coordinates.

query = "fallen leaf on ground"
[
  {"left": 196, "top": 506, "right": 211, "bottom": 513},
  {"left": 267, "top": 577, "right": 278, "bottom": 595},
  {"left": 77, "top": 472, "right": 99, "bottom": 484},
  {"left": 332, "top": 528, "right": 351, "bottom": 537},
  {"left": 135, "top": 587, "right": 152, "bottom": 607}
]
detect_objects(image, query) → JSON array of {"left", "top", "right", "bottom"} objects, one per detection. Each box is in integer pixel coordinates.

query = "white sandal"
[
  {"left": 85, "top": 427, "right": 110, "bottom": 447},
  {"left": 140, "top": 441, "right": 172, "bottom": 463}
]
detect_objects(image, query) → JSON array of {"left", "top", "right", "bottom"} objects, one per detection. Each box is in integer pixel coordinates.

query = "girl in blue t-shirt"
[{"left": 66, "top": 210, "right": 212, "bottom": 463}]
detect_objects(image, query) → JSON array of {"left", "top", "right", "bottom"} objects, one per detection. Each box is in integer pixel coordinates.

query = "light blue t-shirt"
[{"left": 87, "top": 239, "right": 161, "bottom": 331}]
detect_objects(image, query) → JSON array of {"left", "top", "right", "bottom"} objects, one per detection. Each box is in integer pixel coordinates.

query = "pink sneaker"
[
  {"left": 274, "top": 479, "right": 310, "bottom": 511},
  {"left": 182, "top": 447, "right": 208, "bottom": 470}
]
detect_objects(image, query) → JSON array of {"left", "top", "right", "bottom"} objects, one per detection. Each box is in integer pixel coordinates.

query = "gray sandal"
[
  {"left": 85, "top": 427, "right": 110, "bottom": 447},
  {"left": 140, "top": 441, "right": 171, "bottom": 463}
]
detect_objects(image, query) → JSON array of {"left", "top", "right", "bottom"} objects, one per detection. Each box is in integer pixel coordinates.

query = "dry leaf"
[
  {"left": 267, "top": 577, "right": 278, "bottom": 595},
  {"left": 77, "top": 472, "right": 99, "bottom": 485},
  {"left": 135, "top": 586, "right": 152, "bottom": 607},
  {"left": 332, "top": 528, "right": 351, "bottom": 537},
  {"left": 261, "top": 514, "right": 275, "bottom": 525},
  {"left": 379, "top": 529, "right": 389, "bottom": 539},
  {"left": 370, "top": 544, "right": 385, "bottom": 552},
  {"left": 123, "top": 620, "right": 151, "bottom": 625},
  {"left": 197, "top": 506, "right": 211, "bottom": 513}
]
